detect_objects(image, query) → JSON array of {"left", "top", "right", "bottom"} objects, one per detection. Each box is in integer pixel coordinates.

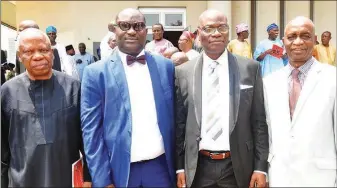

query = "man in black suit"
[{"left": 175, "top": 9, "right": 269, "bottom": 188}]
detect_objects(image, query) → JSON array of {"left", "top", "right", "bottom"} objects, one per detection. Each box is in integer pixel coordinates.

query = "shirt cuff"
[
  {"left": 254, "top": 170, "right": 267, "bottom": 176},
  {"left": 176, "top": 169, "right": 185, "bottom": 174}
]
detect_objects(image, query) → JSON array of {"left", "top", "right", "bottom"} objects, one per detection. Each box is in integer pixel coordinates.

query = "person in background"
[
  {"left": 264, "top": 16, "right": 336, "bottom": 187},
  {"left": 1, "top": 28, "right": 91, "bottom": 188},
  {"left": 15, "top": 20, "right": 39, "bottom": 74},
  {"left": 171, "top": 51, "right": 189, "bottom": 66},
  {"left": 100, "top": 22, "right": 116, "bottom": 60},
  {"left": 315, "top": 34, "right": 320, "bottom": 45},
  {"left": 101, "top": 33, "right": 117, "bottom": 60},
  {"left": 312, "top": 34, "right": 319, "bottom": 59},
  {"left": 46, "top": 26, "right": 73, "bottom": 76},
  {"left": 254, "top": 23, "right": 287, "bottom": 77},
  {"left": 313, "top": 31, "right": 336, "bottom": 66},
  {"left": 192, "top": 30, "right": 203, "bottom": 53},
  {"left": 163, "top": 47, "right": 179, "bottom": 59},
  {"left": 145, "top": 23, "right": 174, "bottom": 55},
  {"left": 227, "top": 23, "right": 252, "bottom": 58},
  {"left": 96, "top": 47, "right": 101, "bottom": 60},
  {"left": 65, "top": 44, "right": 75, "bottom": 56},
  {"left": 1, "top": 50, "right": 9, "bottom": 85},
  {"left": 178, "top": 31, "right": 199, "bottom": 60},
  {"left": 73, "top": 43, "right": 95, "bottom": 81},
  {"left": 65, "top": 45, "right": 79, "bottom": 79},
  {"left": 81, "top": 8, "right": 175, "bottom": 188},
  {"left": 108, "top": 34, "right": 117, "bottom": 49}
]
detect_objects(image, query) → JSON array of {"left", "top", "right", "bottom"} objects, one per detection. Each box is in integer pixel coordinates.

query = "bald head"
[
  {"left": 197, "top": 9, "right": 229, "bottom": 60},
  {"left": 163, "top": 47, "right": 179, "bottom": 59},
  {"left": 283, "top": 16, "right": 315, "bottom": 68},
  {"left": 18, "top": 20, "right": 39, "bottom": 32},
  {"left": 171, "top": 52, "right": 189, "bottom": 66},
  {"left": 19, "top": 28, "right": 51, "bottom": 47},
  {"left": 115, "top": 8, "right": 145, "bottom": 23},
  {"left": 198, "top": 9, "right": 227, "bottom": 27},
  {"left": 285, "top": 16, "right": 315, "bottom": 36}
]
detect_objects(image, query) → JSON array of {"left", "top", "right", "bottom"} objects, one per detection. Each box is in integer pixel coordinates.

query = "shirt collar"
[
  {"left": 287, "top": 56, "right": 315, "bottom": 77},
  {"left": 118, "top": 49, "right": 145, "bottom": 65},
  {"left": 202, "top": 49, "right": 228, "bottom": 65}
]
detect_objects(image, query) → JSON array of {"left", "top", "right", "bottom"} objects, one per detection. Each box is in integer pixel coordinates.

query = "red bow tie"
[{"left": 126, "top": 55, "right": 146, "bottom": 65}]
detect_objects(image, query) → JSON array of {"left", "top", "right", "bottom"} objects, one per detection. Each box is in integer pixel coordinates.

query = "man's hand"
[
  {"left": 105, "top": 184, "right": 115, "bottom": 188},
  {"left": 265, "top": 49, "right": 273, "bottom": 55},
  {"left": 177, "top": 172, "right": 186, "bottom": 188},
  {"left": 281, "top": 53, "right": 288, "bottom": 59},
  {"left": 249, "top": 172, "right": 267, "bottom": 188},
  {"left": 82, "top": 182, "right": 92, "bottom": 187}
]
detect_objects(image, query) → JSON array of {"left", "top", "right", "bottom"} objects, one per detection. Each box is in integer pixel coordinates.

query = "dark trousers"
[
  {"left": 127, "top": 154, "right": 171, "bottom": 187},
  {"left": 192, "top": 154, "right": 238, "bottom": 188}
]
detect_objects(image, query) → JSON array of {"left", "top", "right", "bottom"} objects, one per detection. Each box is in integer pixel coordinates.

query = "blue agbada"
[
  {"left": 254, "top": 38, "right": 285, "bottom": 77},
  {"left": 73, "top": 53, "right": 95, "bottom": 81},
  {"left": 254, "top": 24, "right": 285, "bottom": 77}
]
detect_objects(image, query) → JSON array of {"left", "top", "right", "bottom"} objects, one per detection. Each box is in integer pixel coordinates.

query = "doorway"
[{"left": 164, "top": 31, "right": 183, "bottom": 49}]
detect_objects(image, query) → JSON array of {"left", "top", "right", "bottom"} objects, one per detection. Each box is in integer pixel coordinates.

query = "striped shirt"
[{"left": 287, "top": 57, "right": 315, "bottom": 93}]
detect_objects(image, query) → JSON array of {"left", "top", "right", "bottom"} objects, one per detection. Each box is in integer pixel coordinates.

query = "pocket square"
[{"left": 240, "top": 84, "right": 253, "bottom": 89}]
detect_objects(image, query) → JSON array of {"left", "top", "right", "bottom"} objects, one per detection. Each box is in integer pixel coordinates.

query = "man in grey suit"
[{"left": 175, "top": 9, "right": 269, "bottom": 188}]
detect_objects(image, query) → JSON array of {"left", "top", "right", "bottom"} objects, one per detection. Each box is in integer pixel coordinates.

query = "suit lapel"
[
  {"left": 228, "top": 53, "right": 240, "bottom": 134},
  {"left": 275, "top": 68, "right": 292, "bottom": 128},
  {"left": 291, "top": 61, "right": 322, "bottom": 125},
  {"left": 193, "top": 55, "right": 203, "bottom": 129},
  {"left": 108, "top": 50, "right": 131, "bottom": 113}
]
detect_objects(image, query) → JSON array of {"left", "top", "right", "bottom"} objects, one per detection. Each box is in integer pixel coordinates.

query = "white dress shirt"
[
  {"left": 200, "top": 50, "right": 230, "bottom": 151},
  {"left": 176, "top": 51, "right": 230, "bottom": 175},
  {"left": 118, "top": 49, "right": 165, "bottom": 163}
]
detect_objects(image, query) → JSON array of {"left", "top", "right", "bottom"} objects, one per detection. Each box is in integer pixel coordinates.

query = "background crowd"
[{"left": 1, "top": 15, "right": 336, "bottom": 84}]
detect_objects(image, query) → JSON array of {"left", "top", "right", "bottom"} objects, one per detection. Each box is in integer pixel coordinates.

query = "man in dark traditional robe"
[{"left": 1, "top": 28, "right": 91, "bottom": 187}]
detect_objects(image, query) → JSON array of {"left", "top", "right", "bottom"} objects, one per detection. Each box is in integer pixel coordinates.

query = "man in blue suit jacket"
[{"left": 80, "top": 8, "right": 175, "bottom": 187}]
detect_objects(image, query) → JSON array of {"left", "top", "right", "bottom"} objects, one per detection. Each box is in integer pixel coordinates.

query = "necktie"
[
  {"left": 289, "top": 69, "right": 301, "bottom": 119},
  {"left": 205, "top": 61, "right": 223, "bottom": 141},
  {"left": 126, "top": 55, "right": 146, "bottom": 65}
]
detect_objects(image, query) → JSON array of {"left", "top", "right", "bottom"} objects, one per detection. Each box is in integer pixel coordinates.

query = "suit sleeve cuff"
[{"left": 176, "top": 169, "right": 184, "bottom": 174}]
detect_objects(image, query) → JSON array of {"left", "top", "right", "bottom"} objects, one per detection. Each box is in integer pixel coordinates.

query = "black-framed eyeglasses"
[
  {"left": 117, "top": 22, "right": 146, "bottom": 32},
  {"left": 200, "top": 25, "right": 230, "bottom": 34}
]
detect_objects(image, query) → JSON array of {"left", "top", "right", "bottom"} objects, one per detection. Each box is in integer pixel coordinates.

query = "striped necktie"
[{"left": 205, "top": 61, "right": 223, "bottom": 141}]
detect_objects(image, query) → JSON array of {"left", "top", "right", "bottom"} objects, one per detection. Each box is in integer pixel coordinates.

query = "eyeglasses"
[
  {"left": 116, "top": 22, "right": 146, "bottom": 32},
  {"left": 200, "top": 25, "right": 230, "bottom": 34}
]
